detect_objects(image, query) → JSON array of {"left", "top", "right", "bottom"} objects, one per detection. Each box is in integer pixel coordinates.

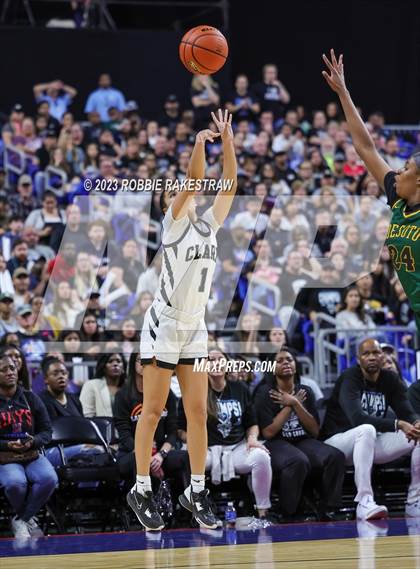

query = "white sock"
[
  {"left": 190, "top": 474, "right": 205, "bottom": 494},
  {"left": 135, "top": 475, "right": 152, "bottom": 496}
]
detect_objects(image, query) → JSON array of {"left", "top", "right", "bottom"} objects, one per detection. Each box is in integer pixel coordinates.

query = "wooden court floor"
[{"left": 3, "top": 535, "right": 420, "bottom": 569}]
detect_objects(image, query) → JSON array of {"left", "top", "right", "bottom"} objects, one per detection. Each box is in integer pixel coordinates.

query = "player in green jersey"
[{"left": 322, "top": 49, "right": 420, "bottom": 337}]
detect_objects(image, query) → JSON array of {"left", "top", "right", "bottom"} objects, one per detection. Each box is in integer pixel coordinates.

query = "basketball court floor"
[{"left": 1, "top": 518, "right": 419, "bottom": 569}]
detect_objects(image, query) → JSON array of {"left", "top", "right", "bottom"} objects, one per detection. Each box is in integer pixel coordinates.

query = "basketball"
[{"left": 179, "top": 25, "right": 228, "bottom": 75}]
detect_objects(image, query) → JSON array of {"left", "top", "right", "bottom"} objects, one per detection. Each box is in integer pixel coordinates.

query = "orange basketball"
[{"left": 179, "top": 25, "right": 228, "bottom": 75}]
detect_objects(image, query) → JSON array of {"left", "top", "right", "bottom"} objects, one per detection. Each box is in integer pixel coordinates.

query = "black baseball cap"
[
  {"left": 12, "top": 103, "right": 24, "bottom": 113},
  {"left": 166, "top": 94, "right": 178, "bottom": 103}
]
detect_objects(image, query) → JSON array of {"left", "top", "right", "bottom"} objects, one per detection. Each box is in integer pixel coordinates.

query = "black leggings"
[
  {"left": 117, "top": 449, "right": 190, "bottom": 493},
  {"left": 265, "top": 438, "right": 345, "bottom": 515}
]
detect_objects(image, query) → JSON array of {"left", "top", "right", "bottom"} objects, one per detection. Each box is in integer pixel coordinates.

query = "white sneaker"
[
  {"left": 356, "top": 496, "right": 388, "bottom": 520},
  {"left": 11, "top": 516, "right": 31, "bottom": 539},
  {"left": 26, "top": 517, "right": 44, "bottom": 537},
  {"left": 406, "top": 500, "right": 420, "bottom": 517}
]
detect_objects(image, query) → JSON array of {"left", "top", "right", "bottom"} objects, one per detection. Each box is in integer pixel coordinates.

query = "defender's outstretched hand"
[
  {"left": 322, "top": 49, "right": 346, "bottom": 94},
  {"left": 211, "top": 108, "right": 233, "bottom": 142}
]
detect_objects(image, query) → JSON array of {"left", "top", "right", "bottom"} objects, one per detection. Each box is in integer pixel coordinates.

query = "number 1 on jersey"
[{"left": 198, "top": 267, "right": 208, "bottom": 292}]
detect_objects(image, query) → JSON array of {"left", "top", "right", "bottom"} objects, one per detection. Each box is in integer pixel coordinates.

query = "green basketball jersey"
[{"left": 385, "top": 198, "right": 420, "bottom": 313}]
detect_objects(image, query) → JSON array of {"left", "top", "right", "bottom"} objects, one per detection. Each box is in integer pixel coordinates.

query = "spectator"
[
  {"left": 6, "top": 239, "right": 32, "bottom": 276},
  {"left": 39, "top": 357, "right": 83, "bottom": 419},
  {"left": 44, "top": 281, "right": 81, "bottom": 329},
  {"left": 33, "top": 79, "right": 77, "bottom": 121},
  {"left": 335, "top": 286, "right": 376, "bottom": 339},
  {"left": 84, "top": 73, "right": 126, "bottom": 123},
  {"left": 226, "top": 74, "right": 260, "bottom": 125},
  {"left": 253, "top": 347, "right": 345, "bottom": 519},
  {"left": 2, "top": 344, "right": 30, "bottom": 390},
  {"left": 0, "top": 254, "right": 14, "bottom": 294},
  {"left": 0, "top": 292, "right": 18, "bottom": 336},
  {"left": 252, "top": 63, "right": 290, "bottom": 120},
  {"left": 322, "top": 338, "right": 420, "bottom": 519},
  {"left": 21, "top": 226, "right": 55, "bottom": 263},
  {"left": 114, "top": 352, "right": 189, "bottom": 490},
  {"left": 159, "top": 94, "right": 181, "bottom": 130},
  {"left": 382, "top": 137, "right": 405, "bottom": 171},
  {"left": 191, "top": 75, "right": 220, "bottom": 129},
  {"left": 295, "top": 262, "right": 343, "bottom": 322},
  {"left": 24, "top": 191, "right": 66, "bottom": 252},
  {"left": 9, "top": 175, "right": 39, "bottom": 221},
  {"left": 30, "top": 296, "right": 57, "bottom": 342},
  {"left": 16, "top": 304, "right": 46, "bottom": 365},
  {"left": 132, "top": 290, "right": 153, "bottom": 330},
  {"left": 0, "top": 352, "right": 57, "bottom": 539},
  {"left": 232, "top": 196, "right": 269, "bottom": 235},
  {"left": 178, "top": 348, "right": 273, "bottom": 523},
  {"left": 72, "top": 251, "right": 97, "bottom": 301},
  {"left": 12, "top": 267, "right": 33, "bottom": 308},
  {"left": 79, "top": 352, "right": 126, "bottom": 417}
]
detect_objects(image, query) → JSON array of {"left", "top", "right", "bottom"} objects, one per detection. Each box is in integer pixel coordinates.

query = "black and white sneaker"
[
  {"left": 179, "top": 488, "right": 218, "bottom": 529},
  {"left": 127, "top": 488, "right": 165, "bottom": 531}
]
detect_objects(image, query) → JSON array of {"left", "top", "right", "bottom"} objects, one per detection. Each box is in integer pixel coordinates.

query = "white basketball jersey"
[{"left": 156, "top": 205, "right": 219, "bottom": 314}]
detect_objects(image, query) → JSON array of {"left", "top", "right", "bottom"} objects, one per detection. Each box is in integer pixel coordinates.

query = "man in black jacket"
[
  {"left": 322, "top": 338, "right": 420, "bottom": 520},
  {"left": 0, "top": 353, "right": 57, "bottom": 540}
]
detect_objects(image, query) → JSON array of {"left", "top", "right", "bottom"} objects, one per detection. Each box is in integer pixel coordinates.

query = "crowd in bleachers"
[{"left": 0, "top": 63, "right": 420, "bottom": 538}]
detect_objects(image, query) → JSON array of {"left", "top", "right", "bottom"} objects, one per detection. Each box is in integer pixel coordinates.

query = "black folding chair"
[{"left": 47, "top": 416, "right": 127, "bottom": 532}]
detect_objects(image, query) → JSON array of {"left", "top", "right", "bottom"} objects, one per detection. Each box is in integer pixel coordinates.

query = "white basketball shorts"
[{"left": 140, "top": 299, "right": 208, "bottom": 369}]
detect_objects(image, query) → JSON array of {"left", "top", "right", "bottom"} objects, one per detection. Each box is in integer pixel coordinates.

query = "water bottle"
[{"left": 225, "top": 501, "right": 237, "bottom": 529}]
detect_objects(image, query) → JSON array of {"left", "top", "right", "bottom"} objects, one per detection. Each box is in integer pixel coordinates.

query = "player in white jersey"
[{"left": 127, "top": 109, "right": 238, "bottom": 531}]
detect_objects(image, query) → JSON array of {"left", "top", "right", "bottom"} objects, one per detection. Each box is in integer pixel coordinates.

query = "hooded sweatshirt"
[{"left": 0, "top": 384, "right": 52, "bottom": 452}]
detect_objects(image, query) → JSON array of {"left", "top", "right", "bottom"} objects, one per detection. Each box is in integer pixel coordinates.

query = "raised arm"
[
  {"left": 172, "top": 128, "right": 220, "bottom": 220},
  {"left": 211, "top": 109, "right": 238, "bottom": 225},
  {"left": 322, "top": 49, "right": 391, "bottom": 187}
]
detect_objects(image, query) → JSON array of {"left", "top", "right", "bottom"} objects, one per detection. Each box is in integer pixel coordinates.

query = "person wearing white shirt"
[
  {"left": 232, "top": 197, "right": 269, "bottom": 235},
  {"left": 80, "top": 353, "right": 126, "bottom": 417},
  {"left": 336, "top": 286, "right": 376, "bottom": 340}
]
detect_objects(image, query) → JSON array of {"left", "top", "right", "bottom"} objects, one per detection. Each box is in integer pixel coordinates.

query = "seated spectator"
[
  {"left": 39, "top": 356, "right": 83, "bottom": 419},
  {"left": 253, "top": 347, "right": 345, "bottom": 519},
  {"left": 132, "top": 290, "right": 154, "bottom": 331},
  {"left": 9, "top": 176, "right": 39, "bottom": 221},
  {"left": 58, "top": 329, "right": 91, "bottom": 390},
  {"left": 21, "top": 226, "right": 55, "bottom": 263},
  {"left": 0, "top": 292, "right": 18, "bottom": 336},
  {"left": 0, "top": 352, "right": 57, "bottom": 539},
  {"left": 2, "top": 343, "right": 30, "bottom": 390},
  {"left": 44, "top": 280, "right": 81, "bottom": 329},
  {"left": 24, "top": 191, "right": 66, "bottom": 253},
  {"left": 71, "top": 252, "right": 97, "bottom": 302},
  {"left": 336, "top": 286, "right": 376, "bottom": 340},
  {"left": 408, "top": 381, "right": 420, "bottom": 416},
  {"left": 296, "top": 261, "right": 343, "bottom": 323},
  {"left": 113, "top": 352, "right": 189, "bottom": 491},
  {"left": 178, "top": 349, "right": 273, "bottom": 522},
  {"left": 382, "top": 137, "right": 405, "bottom": 171},
  {"left": 322, "top": 338, "right": 420, "bottom": 520},
  {"left": 80, "top": 352, "right": 126, "bottom": 417},
  {"left": 12, "top": 267, "right": 33, "bottom": 308},
  {"left": 0, "top": 254, "right": 14, "bottom": 294},
  {"left": 39, "top": 356, "right": 104, "bottom": 467},
  {"left": 7, "top": 239, "right": 33, "bottom": 277},
  {"left": 232, "top": 196, "right": 269, "bottom": 235},
  {"left": 16, "top": 304, "right": 46, "bottom": 365}
]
